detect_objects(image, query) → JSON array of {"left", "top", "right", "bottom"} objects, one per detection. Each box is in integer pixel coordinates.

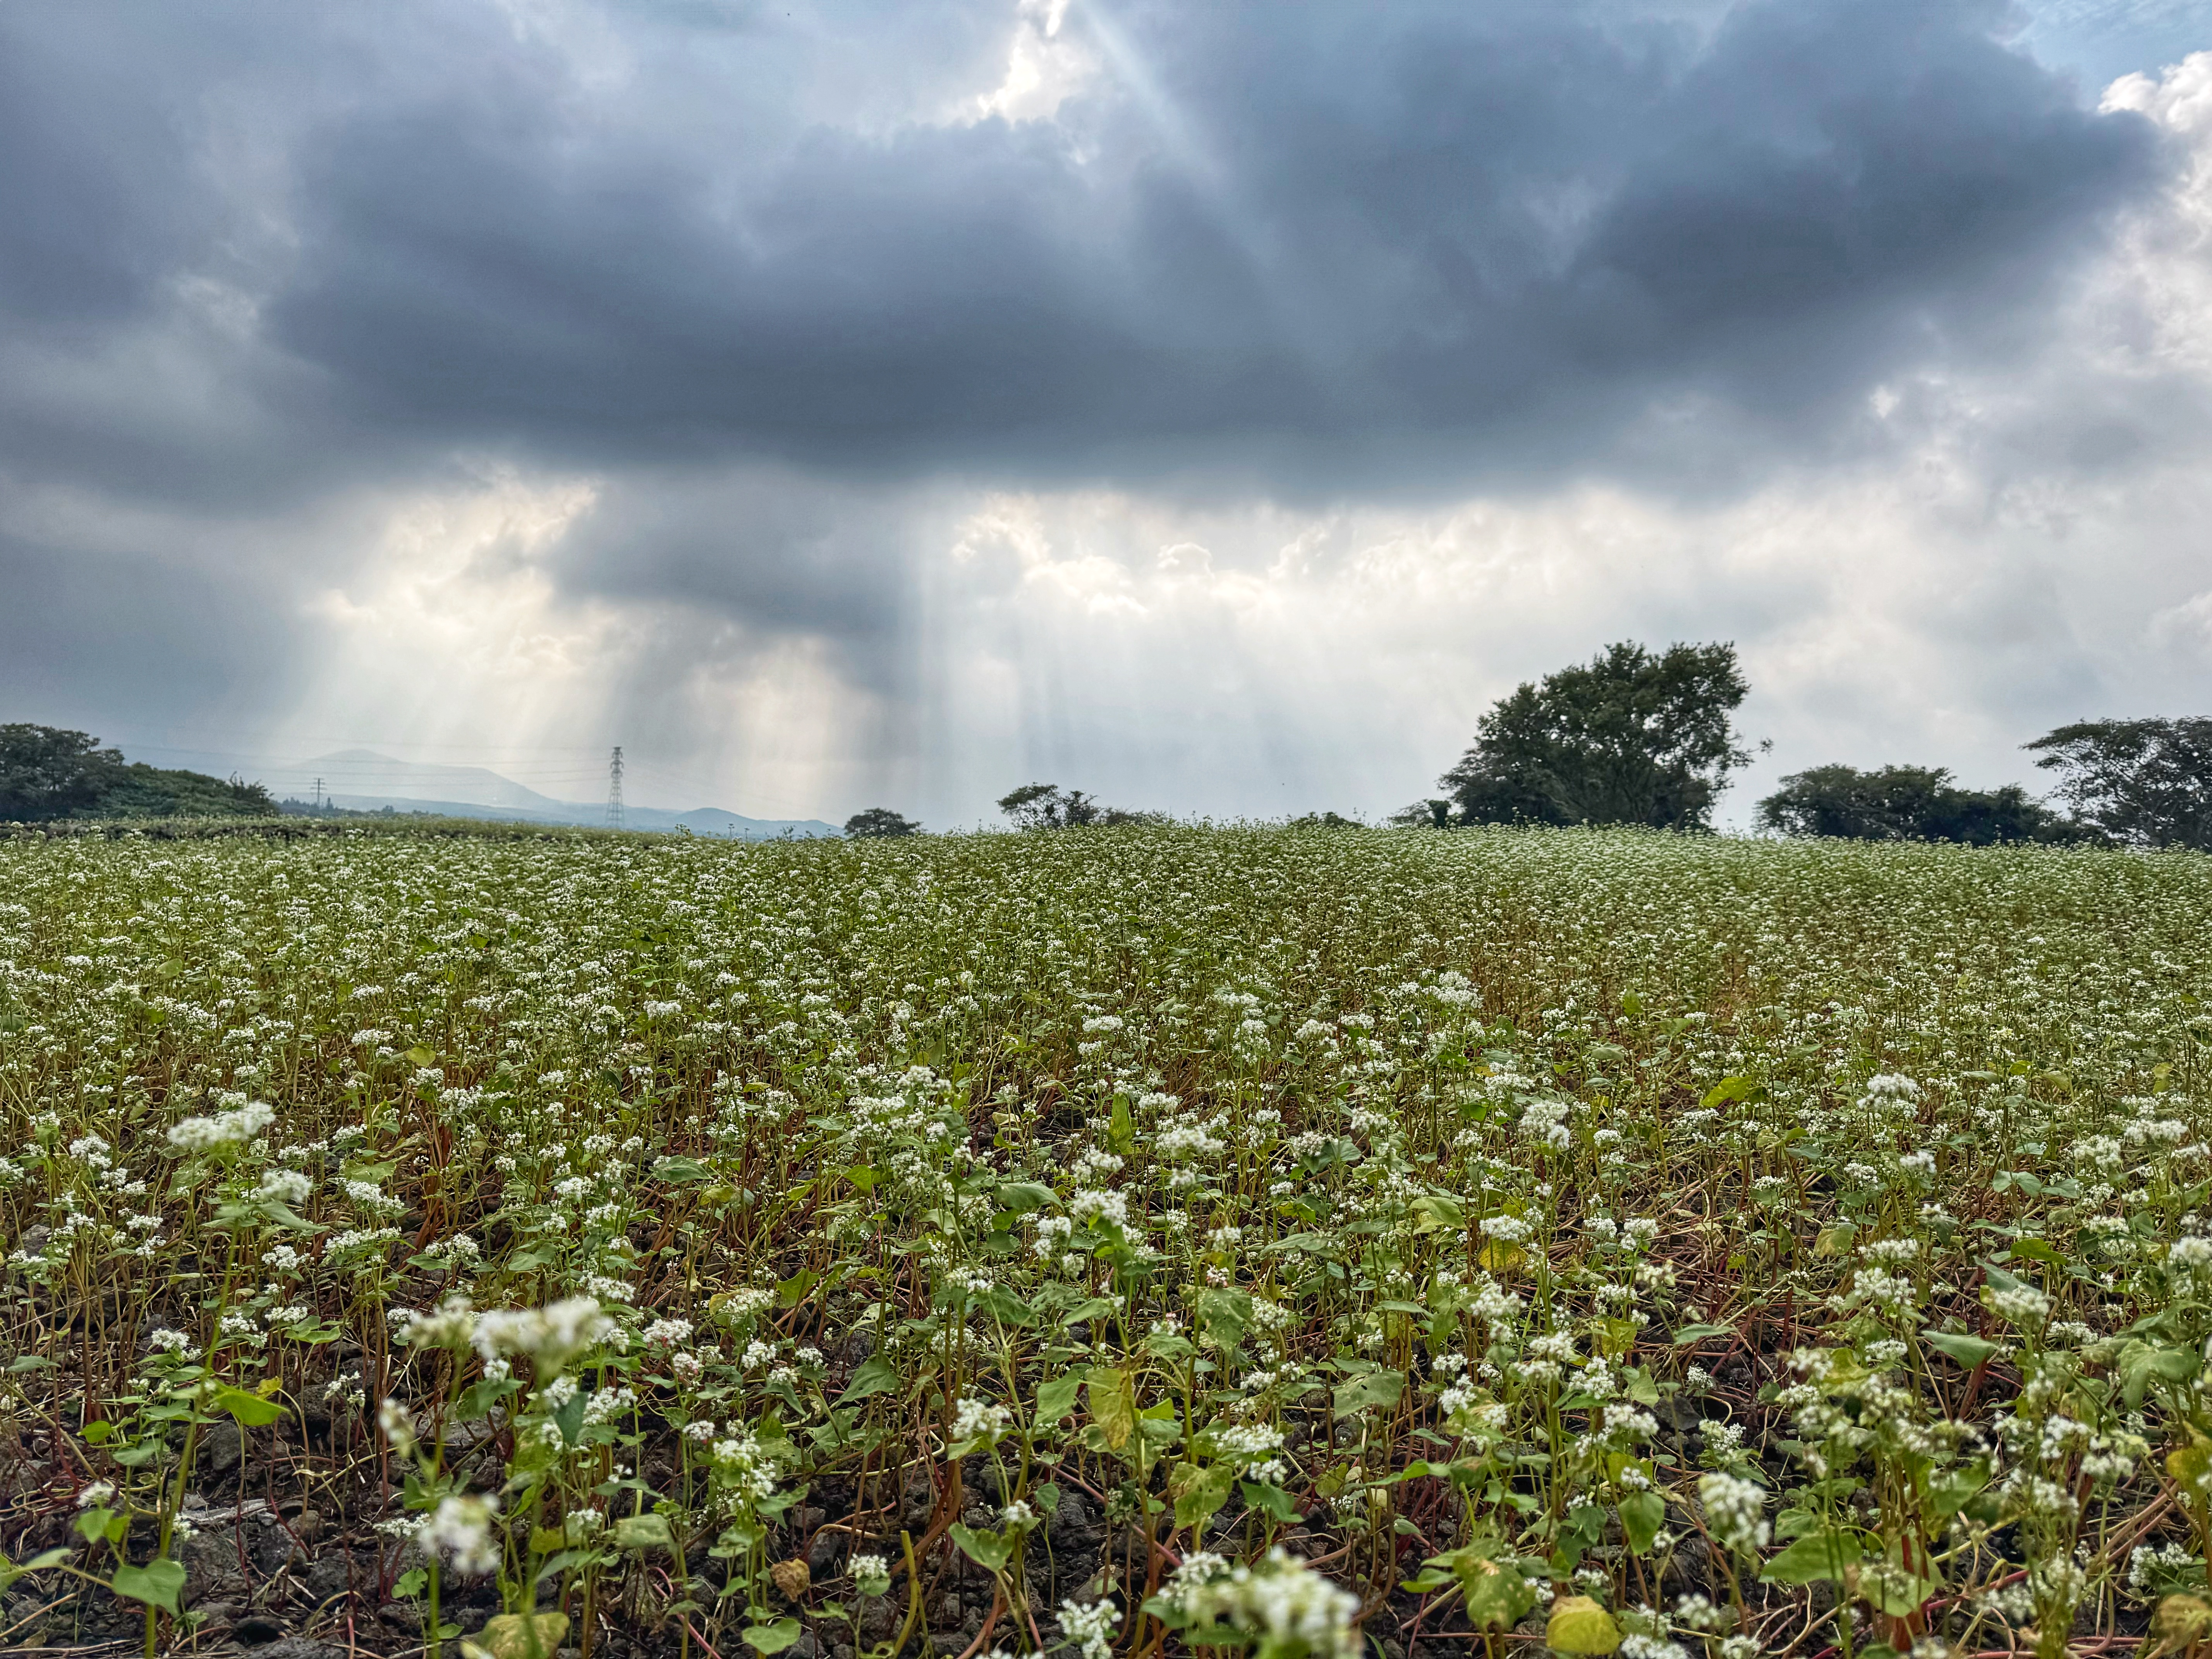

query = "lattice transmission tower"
[{"left": 605, "top": 746, "right": 625, "bottom": 830}]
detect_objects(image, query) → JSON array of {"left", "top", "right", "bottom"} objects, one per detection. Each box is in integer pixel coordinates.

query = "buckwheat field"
[{"left": 7, "top": 824, "right": 2212, "bottom": 1659}]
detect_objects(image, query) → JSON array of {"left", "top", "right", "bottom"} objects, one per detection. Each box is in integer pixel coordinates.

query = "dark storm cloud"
[
  {"left": 548, "top": 467, "right": 927, "bottom": 688},
  {"left": 0, "top": 0, "right": 2188, "bottom": 750},
  {"left": 0, "top": 525, "right": 310, "bottom": 736},
  {"left": 237, "top": 0, "right": 2162, "bottom": 494}
]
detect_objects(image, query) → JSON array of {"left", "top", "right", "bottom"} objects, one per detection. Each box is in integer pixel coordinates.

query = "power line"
[{"left": 606, "top": 747, "right": 625, "bottom": 830}]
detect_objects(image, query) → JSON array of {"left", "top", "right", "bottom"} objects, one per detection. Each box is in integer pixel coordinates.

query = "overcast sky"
[{"left": 3, "top": 0, "right": 2209, "bottom": 826}]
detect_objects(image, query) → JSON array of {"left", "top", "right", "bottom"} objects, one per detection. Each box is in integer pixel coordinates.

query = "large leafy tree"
[
  {"left": 843, "top": 807, "right": 922, "bottom": 838},
  {"left": 997, "top": 783, "right": 1163, "bottom": 830},
  {"left": 998, "top": 783, "right": 1101, "bottom": 830},
  {"left": 0, "top": 724, "right": 124, "bottom": 820},
  {"left": 2026, "top": 718, "right": 2212, "bottom": 850},
  {"left": 1440, "top": 641, "right": 1753, "bottom": 831},
  {"left": 1758, "top": 764, "right": 2069, "bottom": 844},
  {"left": 0, "top": 723, "right": 275, "bottom": 821}
]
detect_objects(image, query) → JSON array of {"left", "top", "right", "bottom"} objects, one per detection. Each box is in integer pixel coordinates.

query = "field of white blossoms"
[{"left": 5, "top": 823, "right": 2212, "bottom": 1659}]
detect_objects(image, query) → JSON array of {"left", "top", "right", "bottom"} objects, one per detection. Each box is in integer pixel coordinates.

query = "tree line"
[
  {"left": 843, "top": 642, "right": 2212, "bottom": 849},
  {"left": 1398, "top": 640, "right": 2212, "bottom": 850},
  {"left": 843, "top": 785, "right": 1167, "bottom": 838},
  {"left": 0, "top": 724, "right": 277, "bottom": 823}
]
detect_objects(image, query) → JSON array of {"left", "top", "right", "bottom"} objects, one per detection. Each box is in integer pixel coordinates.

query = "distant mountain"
[
  {"left": 293, "top": 750, "right": 837, "bottom": 838},
  {"left": 291, "top": 749, "right": 568, "bottom": 811}
]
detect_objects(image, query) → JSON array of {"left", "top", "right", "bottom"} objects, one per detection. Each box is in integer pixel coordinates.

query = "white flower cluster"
[
  {"left": 166, "top": 1098, "right": 275, "bottom": 1152},
  {"left": 258, "top": 1168, "right": 313, "bottom": 1205},
  {"left": 1517, "top": 1098, "right": 1571, "bottom": 1150},
  {"left": 395, "top": 1294, "right": 480, "bottom": 1350},
  {"left": 849, "top": 1553, "right": 893, "bottom": 1599},
  {"left": 473, "top": 1295, "right": 611, "bottom": 1372},
  {"left": 1163, "top": 1547, "right": 1362, "bottom": 1659},
  {"left": 708, "top": 1425, "right": 782, "bottom": 1506},
  {"left": 1070, "top": 1188, "right": 1129, "bottom": 1229},
  {"left": 952, "top": 1395, "right": 1013, "bottom": 1442},
  {"left": 1697, "top": 1472, "right": 1769, "bottom": 1552},
  {"left": 1059, "top": 1596, "right": 1123, "bottom": 1659},
  {"left": 1214, "top": 1420, "right": 1290, "bottom": 1484},
  {"left": 420, "top": 1493, "right": 502, "bottom": 1575}
]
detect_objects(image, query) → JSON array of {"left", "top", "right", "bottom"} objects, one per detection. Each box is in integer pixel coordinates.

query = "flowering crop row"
[{"left": 3, "top": 824, "right": 2211, "bottom": 1659}]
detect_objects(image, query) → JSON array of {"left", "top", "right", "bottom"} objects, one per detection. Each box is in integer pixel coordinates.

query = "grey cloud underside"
[
  {"left": 233, "top": 0, "right": 2159, "bottom": 493},
  {"left": 549, "top": 468, "right": 922, "bottom": 680},
  {"left": 0, "top": 528, "right": 310, "bottom": 735},
  {"left": 0, "top": 0, "right": 2192, "bottom": 763}
]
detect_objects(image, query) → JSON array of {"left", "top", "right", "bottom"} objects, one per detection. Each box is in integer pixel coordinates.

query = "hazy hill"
[{"left": 295, "top": 750, "right": 837, "bottom": 838}]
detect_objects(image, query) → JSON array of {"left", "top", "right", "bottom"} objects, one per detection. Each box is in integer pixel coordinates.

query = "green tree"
[
  {"left": 2026, "top": 718, "right": 2212, "bottom": 850},
  {"left": 844, "top": 807, "right": 922, "bottom": 838},
  {"left": 1387, "top": 799, "right": 1457, "bottom": 829},
  {"left": 0, "top": 724, "right": 124, "bottom": 820},
  {"left": 1758, "top": 764, "right": 2069, "bottom": 844},
  {"left": 997, "top": 783, "right": 1099, "bottom": 830},
  {"left": 1439, "top": 641, "right": 1753, "bottom": 831},
  {"left": 0, "top": 724, "right": 275, "bottom": 821},
  {"left": 996, "top": 783, "right": 1162, "bottom": 829},
  {"left": 100, "top": 766, "right": 276, "bottom": 819}
]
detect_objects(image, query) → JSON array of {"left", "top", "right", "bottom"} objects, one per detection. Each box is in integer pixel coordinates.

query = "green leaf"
[
  {"left": 948, "top": 1523, "right": 1012, "bottom": 1573},
  {"left": 258, "top": 1197, "right": 323, "bottom": 1232},
  {"left": 465, "top": 1612, "right": 570, "bottom": 1659},
  {"left": 2155, "top": 1596, "right": 2212, "bottom": 1652},
  {"left": 1860, "top": 1563, "right": 1937, "bottom": 1618},
  {"left": 2120, "top": 1339, "right": 2203, "bottom": 1409},
  {"left": 1700, "top": 1076, "right": 1758, "bottom": 1110},
  {"left": 555, "top": 1387, "right": 588, "bottom": 1448},
  {"left": 1087, "top": 1367, "right": 1137, "bottom": 1455},
  {"left": 742, "top": 1618, "right": 805, "bottom": 1655},
  {"left": 836, "top": 1355, "right": 905, "bottom": 1405},
  {"left": 976, "top": 1286, "right": 1035, "bottom": 1327},
  {"left": 1546, "top": 1595, "right": 1622, "bottom": 1654},
  {"left": 1921, "top": 1330, "right": 1999, "bottom": 1370},
  {"left": 1930, "top": 1461, "right": 1991, "bottom": 1519},
  {"left": 1618, "top": 1489, "right": 1666, "bottom": 1554},
  {"left": 1331, "top": 1369, "right": 1405, "bottom": 1420},
  {"left": 1170, "top": 1462, "right": 1235, "bottom": 1530},
  {"left": 1035, "top": 1374, "right": 1083, "bottom": 1426},
  {"left": 1670, "top": 1323, "right": 1735, "bottom": 1345},
  {"left": 215, "top": 1384, "right": 283, "bottom": 1427},
  {"left": 1197, "top": 1287, "right": 1252, "bottom": 1348},
  {"left": 1761, "top": 1530, "right": 1860, "bottom": 1586},
  {"left": 1410, "top": 1195, "right": 1466, "bottom": 1235},
  {"left": 1460, "top": 1557, "right": 1538, "bottom": 1632},
  {"left": 1239, "top": 1480, "right": 1304, "bottom": 1524},
  {"left": 611, "top": 1512, "right": 673, "bottom": 1551},
  {"left": 0, "top": 1548, "right": 70, "bottom": 1588},
  {"left": 996, "top": 1181, "right": 1055, "bottom": 1214},
  {"left": 654, "top": 1156, "right": 709, "bottom": 1185},
  {"left": 775, "top": 1268, "right": 819, "bottom": 1309},
  {"left": 110, "top": 1558, "right": 186, "bottom": 1615}
]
